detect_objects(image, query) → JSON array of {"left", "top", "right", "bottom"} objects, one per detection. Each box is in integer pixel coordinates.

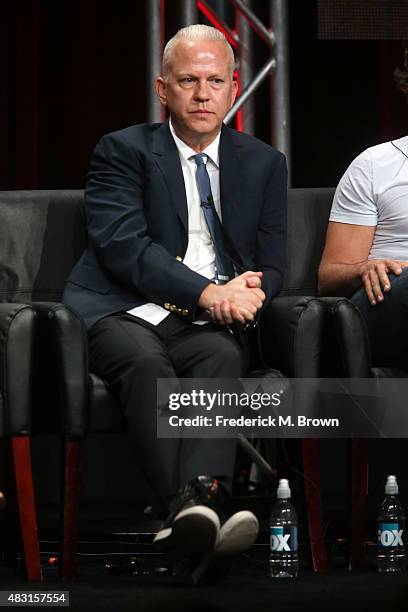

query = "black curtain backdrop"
[
  {"left": 1, "top": 0, "right": 147, "bottom": 189},
  {"left": 289, "top": 1, "right": 407, "bottom": 186},
  {"left": 0, "top": 0, "right": 406, "bottom": 190}
]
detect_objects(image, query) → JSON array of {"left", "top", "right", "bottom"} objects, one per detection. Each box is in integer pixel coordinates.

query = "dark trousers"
[
  {"left": 88, "top": 312, "right": 250, "bottom": 506},
  {"left": 351, "top": 267, "right": 408, "bottom": 367}
]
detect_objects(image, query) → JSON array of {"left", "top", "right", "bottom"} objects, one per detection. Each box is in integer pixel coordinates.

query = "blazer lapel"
[
  {"left": 151, "top": 123, "right": 242, "bottom": 237},
  {"left": 152, "top": 122, "right": 188, "bottom": 233},
  {"left": 219, "top": 125, "right": 242, "bottom": 232}
]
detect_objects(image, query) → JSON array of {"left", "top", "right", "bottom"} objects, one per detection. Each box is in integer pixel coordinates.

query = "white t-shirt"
[{"left": 330, "top": 135, "right": 408, "bottom": 260}]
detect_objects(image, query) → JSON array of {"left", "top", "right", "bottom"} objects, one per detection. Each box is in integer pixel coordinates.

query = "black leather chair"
[
  {"left": 0, "top": 191, "right": 88, "bottom": 581},
  {"left": 268, "top": 187, "right": 336, "bottom": 572},
  {"left": 0, "top": 188, "right": 331, "bottom": 578},
  {"left": 0, "top": 302, "right": 42, "bottom": 580},
  {"left": 280, "top": 187, "right": 387, "bottom": 569},
  {"left": 323, "top": 295, "right": 408, "bottom": 568}
]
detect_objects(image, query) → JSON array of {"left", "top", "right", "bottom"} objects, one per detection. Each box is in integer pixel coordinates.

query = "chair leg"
[
  {"left": 350, "top": 439, "right": 369, "bottom": 570},
  {"left": 302, "top": 438, "right": 326, "bottom": 571},
  {"left": 11, "top": 436, "right": 42, "bottom": 581},
  {"left": 62, "top": 440, "right": 81, "bottom": 581}
]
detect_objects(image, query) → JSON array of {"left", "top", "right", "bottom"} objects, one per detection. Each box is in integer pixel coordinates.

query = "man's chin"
[{"left": 187, "top": 116, "right": 219, "bottom": 133}]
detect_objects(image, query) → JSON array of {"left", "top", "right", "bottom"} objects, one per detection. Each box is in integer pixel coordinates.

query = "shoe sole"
[
  {"left": 216, "top": 510, "right": 259, "bottom": 555},
  {"left": 191, "top": 511, "right": 259, "bottom": 584},
  {"left": 153, "top": 505, "right": 220, "bottom": 555}
]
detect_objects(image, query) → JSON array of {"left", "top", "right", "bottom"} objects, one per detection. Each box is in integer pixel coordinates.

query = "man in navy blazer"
[{"left": 63, "top": 24, "right": 287, "bottom": 579}]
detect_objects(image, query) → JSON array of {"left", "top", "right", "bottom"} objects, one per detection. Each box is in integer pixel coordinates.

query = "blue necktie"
[{"left": 193, "top": 153, "right": 235, "bottom": 285}]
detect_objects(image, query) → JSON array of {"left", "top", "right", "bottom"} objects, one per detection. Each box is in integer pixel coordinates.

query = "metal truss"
[{"left": 146, "top": 0, "right": 291, "bottom": 176}]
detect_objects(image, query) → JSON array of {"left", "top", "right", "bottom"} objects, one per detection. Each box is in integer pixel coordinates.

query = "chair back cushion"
[
  {"left": 0, "top": 187, "right": 334, "bottom": 303},
  {"left": 282, "top": 187, "right": 335, "bottom": 296},
  {"left": 0, "top": 190, "right": 85, "bottom": 303}
]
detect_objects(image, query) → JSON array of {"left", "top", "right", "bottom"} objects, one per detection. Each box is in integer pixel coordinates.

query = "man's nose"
[{"left": 193, "top": 80, "right": 210, "bottom": 100}]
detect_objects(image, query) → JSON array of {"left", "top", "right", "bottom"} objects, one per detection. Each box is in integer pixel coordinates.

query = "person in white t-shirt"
[{"left": 319, "top": 68, "right": 408, "bottom": 365}]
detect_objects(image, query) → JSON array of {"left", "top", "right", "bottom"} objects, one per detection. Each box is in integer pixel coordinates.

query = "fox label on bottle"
[
  {"left": 378, "top": 524, "right": 404, "bottom": 547},
  {"left": 271, "top": 526, "right": 298, "bottom": 552}
]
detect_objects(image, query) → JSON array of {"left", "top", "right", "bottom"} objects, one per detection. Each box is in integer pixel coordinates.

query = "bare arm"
[
  {"left": 318, "top": 222, "right": 375, "bottom": 296},
  {"left": 319, "top": 222, "right": 407, "bottom": 304}
]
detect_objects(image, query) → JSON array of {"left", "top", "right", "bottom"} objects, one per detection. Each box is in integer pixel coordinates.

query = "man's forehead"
[{"left": 171, "top": 40, "right": 229, "bottom": 65}]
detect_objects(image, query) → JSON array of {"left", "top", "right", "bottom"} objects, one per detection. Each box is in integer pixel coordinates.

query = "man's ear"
[
  {"left": 230, "top": 79, "right": 238, "bottom": 107},
  {"left": 156, "top": 76, "right": 167, "bottom": 106}
]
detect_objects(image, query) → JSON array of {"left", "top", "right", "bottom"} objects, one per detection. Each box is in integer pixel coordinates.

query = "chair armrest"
[
  {"left": 33, "top": 302, "right": 88, "bottom": 440},
  {"left": 260, "top": 296, "right": 326, "bottom": 377},
  {"left": 321, "top": 297, "right": 372, "bottom": 378},
  {"left": 0, "top": 303, "right": 36, "bottom": 435}
]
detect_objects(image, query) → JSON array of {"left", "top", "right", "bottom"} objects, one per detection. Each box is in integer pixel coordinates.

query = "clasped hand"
[{"left": 199, "top": 271, "right": 265, "bottom": 325}]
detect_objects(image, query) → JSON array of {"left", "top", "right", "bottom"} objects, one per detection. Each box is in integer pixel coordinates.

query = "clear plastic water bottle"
[
  {"left": 377, "top": 475, "right": 406, "bottom": 573},
  {"left": 269, "top": 478, "right": 298, "bottom": 578}
]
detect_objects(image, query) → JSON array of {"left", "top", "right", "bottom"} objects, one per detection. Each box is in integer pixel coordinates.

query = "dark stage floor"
[
  {"left": 3, "top": 551, "right": 408, "bottom": 611},
  {"left": 2, "top": 500, "right": 406, "bottom": 611}
]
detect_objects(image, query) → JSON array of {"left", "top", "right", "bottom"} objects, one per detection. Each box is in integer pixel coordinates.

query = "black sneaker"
[{"left": 153, "top": 476, "right": 223, "bottom": 556}]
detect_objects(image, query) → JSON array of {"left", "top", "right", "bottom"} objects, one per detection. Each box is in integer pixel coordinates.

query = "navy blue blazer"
[{"left": 62, "top": 122, "right": 287, "bottom": 330}]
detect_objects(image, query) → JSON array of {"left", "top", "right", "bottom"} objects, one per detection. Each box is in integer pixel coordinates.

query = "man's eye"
[
  {"left": 212, "top": 79, "right": 224, "bottom": 84},
  {"left": 181, "top": 77, "right": 194, "bottom": 84}
]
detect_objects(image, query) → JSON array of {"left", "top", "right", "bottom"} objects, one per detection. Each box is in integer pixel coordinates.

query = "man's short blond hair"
[{"left": 162, "top": 24, "right": 235, "bottom": 77}]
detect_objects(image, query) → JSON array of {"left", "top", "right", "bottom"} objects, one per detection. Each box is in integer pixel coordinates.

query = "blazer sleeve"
[
  {"left": 256, "top": 152, "right": 288, "bottom": 310},
  {"left": 84, "top": 133, "right": 211, "bottom": 319}
]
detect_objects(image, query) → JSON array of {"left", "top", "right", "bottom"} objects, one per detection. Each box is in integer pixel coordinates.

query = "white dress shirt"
[{"left": 127, "top": 120, "right": 221, "bottom": 324}]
